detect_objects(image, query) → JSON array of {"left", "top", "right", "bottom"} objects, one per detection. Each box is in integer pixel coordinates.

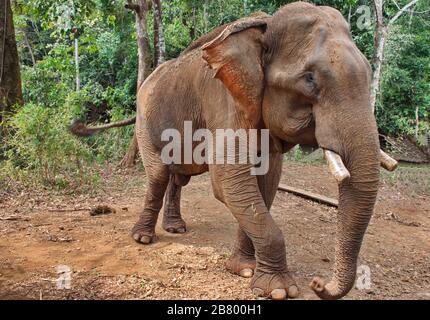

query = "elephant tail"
[{"left": 69, "top": 117, "right": 136, "bottom": 137}]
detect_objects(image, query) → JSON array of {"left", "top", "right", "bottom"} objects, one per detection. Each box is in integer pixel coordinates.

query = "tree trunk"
[
  {"left": 0, "top": 0, "right": 23, "bottom": 137},
  {"left": 189, "top": 6, "right": 196, "bottom": 40},
  {"left": 119, "top": 130, "right": 139, "bottom": 168},
  {"left": 203, "top": 0, "right": 209, "bottom": 33},
  {"left": 415, "top": 106, "right": 419, "bottom": 138},
  {"left": 13, "top": 1, "right": 36, "bottom": 67},
  {"left": 427, "top": 133, "right": 430, "bottom": 159},
  {"left": 75, "top": 37, "right": 80, "bottom": 91},
  {"left": 23, "top": 29, "right": 36, "bottom": 67},
  {"left": 370, "top": 26, "right": 387, "bottom": 113},
  {"left": 134, "top": 0, "right": 152, "bottom": 88},
  {"left": 121, "top": 0, "right": 152, "bottom": 168},
  {"left": 347, "top": 5, "right": 352, "bottom": 27},
  {"left": 153, "top": 0, "right": 166, "bottom": 66},
  {"left": 371, "top": 0, "right": 420, "bottom": 113},
  {"left": 370, "top": 0, "right": 386, "bottom": 113}
]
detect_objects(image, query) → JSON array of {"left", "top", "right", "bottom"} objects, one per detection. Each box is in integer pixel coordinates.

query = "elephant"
[{"left": 71, "top": 2, "right": 398, "bottom": 300}]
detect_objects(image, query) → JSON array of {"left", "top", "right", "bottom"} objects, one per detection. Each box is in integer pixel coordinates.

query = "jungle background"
[{"left": 0, "top": 0, "right": 429, "bottom": 192}]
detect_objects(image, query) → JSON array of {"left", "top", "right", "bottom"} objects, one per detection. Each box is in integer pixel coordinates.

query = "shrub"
[{"left": 3, "top": 102, "right": 96, "bottom": 189}]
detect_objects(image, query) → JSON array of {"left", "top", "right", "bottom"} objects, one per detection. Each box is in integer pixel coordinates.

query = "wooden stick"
[
  {"left": 47, "top": 208, "right": 88, "bottom": 212},
  {"left": 0, "top": 216, "right": 30, "bottom": 221},
  {"left": 278, "top": 184, "right": 338, "bottom": 208}
]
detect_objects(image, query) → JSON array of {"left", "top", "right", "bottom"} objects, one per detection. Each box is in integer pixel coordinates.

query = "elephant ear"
[{"left": 202, "top": 18, "right": 267, "bottom": 128}]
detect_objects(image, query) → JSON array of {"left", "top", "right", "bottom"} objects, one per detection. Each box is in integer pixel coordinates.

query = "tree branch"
[
  {"left": 389, "top": 0, "right": 419, "bottom": 25},
  {"left": 278, "top": 184, "right": 338, "bottom": 208},
  {"left": 373, "top": 0, "right": 384, "bottom": 25},
  {"left": 392, "top": 0, "right": 427, "bottom": 13}
]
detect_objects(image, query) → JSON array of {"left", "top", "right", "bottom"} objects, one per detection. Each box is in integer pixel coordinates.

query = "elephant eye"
[
  {"left": 304, "top": 72, "right": 315, "bottom": 84},
  {"left": 301, "top": 71, "right": 319, "bottom": 99}
]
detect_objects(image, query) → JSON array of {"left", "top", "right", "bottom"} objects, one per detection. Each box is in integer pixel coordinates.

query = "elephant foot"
[
  {"left": 162, "top": 216, "right": 187, "bottom": 234},
  {"left": 131, "top": 219, "right": 156, "bottom": 244},
  {"left": 226, "top": 253, "right": 256, "bottom": 278},
  {"left": 250, "top": 270, "right": 299, "bottom": 300}
]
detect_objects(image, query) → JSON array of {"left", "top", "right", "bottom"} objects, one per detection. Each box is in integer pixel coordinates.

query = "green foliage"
[
  {"left": 4, "top": 0, "right": 137, "bottom": 190},
  {"left": 292, "top": 145, "right": 304, "bottom": 162},
  {"left": 378, "top": 21, "right": 430, "bottom": 138},
  {"left": 3, "top": 0, "right": 429, "bottom": 191},
  {"left": 21, "top": 60, "right": 72, "bottom": 109},
  {"left": 3, "top": 103, "right": 96, "bottom": 189}
]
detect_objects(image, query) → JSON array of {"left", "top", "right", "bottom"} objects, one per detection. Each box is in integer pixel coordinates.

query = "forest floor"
[{"left": 0, "top": 160, "right": 429, "bottom": 300}]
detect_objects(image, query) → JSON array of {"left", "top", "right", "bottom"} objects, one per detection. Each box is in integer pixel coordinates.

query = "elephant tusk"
[
  {"left": 323, "top": 149, "right": 351, "bottom": 185},
  {"left": 380, "top": 150, "right": 398, "bottom": 171}
]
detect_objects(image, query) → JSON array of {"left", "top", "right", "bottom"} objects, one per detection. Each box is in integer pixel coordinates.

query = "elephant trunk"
[{"left": 312, "top": 113, "right": 380, "bottom": 300}]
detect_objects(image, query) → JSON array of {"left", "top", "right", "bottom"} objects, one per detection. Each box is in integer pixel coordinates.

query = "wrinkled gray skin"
[{"left": 79, "top": 2, "right": 381, "bottom": 300}]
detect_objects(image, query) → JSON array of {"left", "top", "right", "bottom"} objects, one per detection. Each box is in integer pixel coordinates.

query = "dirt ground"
[{"left": 0, "top": 161, "right": 429, "bottom": 300}]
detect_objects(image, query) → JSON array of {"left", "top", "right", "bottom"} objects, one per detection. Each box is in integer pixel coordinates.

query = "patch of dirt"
[{"left": 0, "top": 162, "right": 429, "bottom": 300}]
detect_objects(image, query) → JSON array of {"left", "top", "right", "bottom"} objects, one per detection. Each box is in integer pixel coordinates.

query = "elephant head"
[{"left": 202, "top": 2, "right": 396, "bottom": 299}]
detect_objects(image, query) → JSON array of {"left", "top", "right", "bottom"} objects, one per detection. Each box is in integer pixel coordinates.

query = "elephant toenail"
[
  {"left": 239, "top": 268, "right": 253, "bottom": 278},
  {"left": 140, "top": 235, "right": 152, "bottom": 244},
  {"left": 176, "top": 227, "right": 186, "bottom": 233},
  {"left": 288, "top": 285, "right": 299, "bottom": 298},
  {"left": 270, "top": 289, "right": 287, "bottom": 300}
]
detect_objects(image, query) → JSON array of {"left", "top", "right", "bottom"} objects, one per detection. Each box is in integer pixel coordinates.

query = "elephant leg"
[
  {"left": 131, "top": 135, "right": 169, "bottom": 244},
  {"left": 250, "top": 153, "right": 298, "bottom": 298},
  {"left": 211, "top": 161, "right": 297, "bottom": 300},
  {"left": 226, "top": 153, "right": 283, "bottom": 279},
  {"left": 162, "top": 174, "right": 187, "bottom": 234}
]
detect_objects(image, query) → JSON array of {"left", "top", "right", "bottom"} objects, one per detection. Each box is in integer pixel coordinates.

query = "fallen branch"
[
  {"left": 47, "top": 208, "right": 88, "bottom": 212},
  {"left": 0, "top": 216, "right": 30, "bottom": 221},
  {"left": 277, "top": 184, "right": 338, "bottom": 208}
]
